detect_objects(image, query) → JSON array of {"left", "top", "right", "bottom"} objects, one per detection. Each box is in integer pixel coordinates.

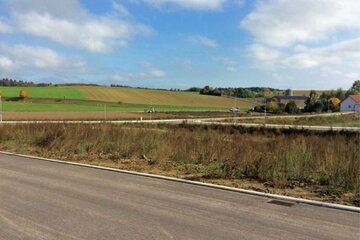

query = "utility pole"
[
  {"left": 234, "top": 95, "right": 237, "bottom": 123},
  {"left": 104, "top": 104, "right": 107, "bottom": 121},
  {"left": 264, "top": 97, "right": 267, "bottom": 116}
]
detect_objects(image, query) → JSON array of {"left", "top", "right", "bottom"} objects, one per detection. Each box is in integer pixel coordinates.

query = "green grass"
[
  {"left": 0, "top": 86, "right": 87, "bottom": 100},
  {"left": 1, "top": 101, "right": 227, "bottom": 112}
]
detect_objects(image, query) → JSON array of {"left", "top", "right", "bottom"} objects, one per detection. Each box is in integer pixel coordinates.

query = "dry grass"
[
  {"left": 224, "top": 113, "right": 360, "bottom": 127},
  {"left": 76, "top": 86, "right": 255, "bottom": 108},
  {"left": 0, "top": 123, "right": 359, "bottom": 206}
]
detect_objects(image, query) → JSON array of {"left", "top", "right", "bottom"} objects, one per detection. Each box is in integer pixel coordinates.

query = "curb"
[{"left": 1, "top": 151, "right": 359, "bottom": 213}]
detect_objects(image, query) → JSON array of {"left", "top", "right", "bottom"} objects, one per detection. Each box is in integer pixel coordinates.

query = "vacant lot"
[
  {"left": 0, "top": 123, "right": 358, "bottom": 206},
  {"left": 224, "top": 114, "right": 360, "bottom": 127}
]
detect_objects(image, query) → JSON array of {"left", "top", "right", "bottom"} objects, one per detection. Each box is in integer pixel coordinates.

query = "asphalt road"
[{"left": 0, "top": 153, "right": 359, "bottom": 240}]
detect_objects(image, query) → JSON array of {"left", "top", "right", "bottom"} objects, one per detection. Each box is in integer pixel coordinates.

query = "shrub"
[{"left": 285, "top": 101, "right": 299, "bottom": 114}]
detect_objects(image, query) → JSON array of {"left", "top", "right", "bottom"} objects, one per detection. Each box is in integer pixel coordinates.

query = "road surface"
[{"left": 0, "top": 153, "right": 359, "bottom": 240}]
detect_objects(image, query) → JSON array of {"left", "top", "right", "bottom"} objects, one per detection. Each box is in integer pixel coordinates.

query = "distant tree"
[
  {"left": 350, "top": 80, "right": 360, "bottom": 92},
  {"left": 267, "top": 101, "right": 279, "bottom": 112},
  {"left": 329, "top": 97, "right": 341, "bottom": 112},
  {"left": 285, "top": 101, "right": 299, "bottom": 114},
  {"left": 261, "top": 87, "right": 272, "bottom": 97},
  {"left": 19, "top": 90, "right": 28, "bottom": 99},
  {"left": 273, "top": 103, "right": 286, "bottom": 114},
  {"left": 335, "top": 88, "right": 345, "bottom": 100},
  {"left": 346, "top": 80, "right": 360, "bottom": 97},
  {"left": 304, "top": 90, "right": 318, "bottom": 112},
  {"left": 236, "top": 88, "right": 256, "bottom": 98},
  {"left": 313, "top": 101, "right": 324, "bottom": 113}
]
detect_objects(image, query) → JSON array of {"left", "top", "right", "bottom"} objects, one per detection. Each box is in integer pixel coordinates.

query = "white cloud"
[
  {"left": 0, "top": 56, "right": 14, "bottom": 69},
  {"left": 281, "top": 38, "right": 360, "bottom": 69},
  {"left": 0, "top": 44, "right": 87, "bottom": 73},
  {"left": 345, "top": 72, "right": 360, "bottom": 79},
  {"left": 212, "top": 57, "right": 236, "bottom": 66},
  {"left": 226, "top": 66, "right": 237, "bottom": 72},
  {"left": 112, "top": 1, "right": 132, "bottom": 18},
  {"left": 213, "top": 57, "right": 238, "bottom": 72},
  {"left": 139, "top": 0, "right": 227, "bottom": 11},
  {"left": 248, "top": 44, "right": 281, "bottom": 61},
  {"left": 112, "top": 68, "right": 167, "bottom": 81},
  {"left": 3, "top": 0, "right": 152, "bottom": 53},
  {"left": 0, "top": 20, "right": 13, "bottom": 33},
  {"left": 186, "top": 35, "right": 218, "bottom": 48},
  {"left": 241, "top": 0, "right": 360, "bottom": 48},
  {"left": 250, "top": 38, "right": 360, "bottom": 70}
]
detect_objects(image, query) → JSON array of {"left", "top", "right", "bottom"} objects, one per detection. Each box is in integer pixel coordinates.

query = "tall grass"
[{"left": 0, "top": 123, "right": 359, "bottom": 194}]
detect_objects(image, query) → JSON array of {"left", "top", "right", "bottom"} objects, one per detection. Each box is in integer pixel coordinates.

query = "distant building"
[
  {"left": 273, "top": 95, "right": 308, "bottom": 108},
  {"left": 285, "top": 89, "right": 293, "bottom": 97},
  {"left": 340, "top": 95, "right": 360, "bottom": 112}
]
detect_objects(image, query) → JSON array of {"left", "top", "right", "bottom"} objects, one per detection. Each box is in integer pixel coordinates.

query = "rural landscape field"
[
  {"left": 0, "top": 85, "right": 255, "bottom": 120},
  {"left": 0, "top": 1, "right": 359, "bottom": 239}
]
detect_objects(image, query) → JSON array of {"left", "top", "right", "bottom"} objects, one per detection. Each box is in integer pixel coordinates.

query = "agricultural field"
[
  {"left": 0, "top": 86, "right": 87, "bottom": 100},
  {"left": 0, "top": 86, "right": 255, "bottom": 115},
  {"left": 75, "top": 86, "right": 253, "bottom": 108},
  {"left": 0, "top": 123, "right": 358, "bottom": 206},
  {"left": 0, "top": 101, "right": 227, "bottom": 112}
]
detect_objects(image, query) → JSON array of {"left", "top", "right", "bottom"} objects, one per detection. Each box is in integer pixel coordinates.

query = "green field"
[
  {"left": 0, "top": 86, "right": 256, "bottom": 112},
  {"left": 1, "top": 101, "right": 228, "bottom": 112},
  {"left": 0, "top": 86, "right": 87, "bottom": 100}
]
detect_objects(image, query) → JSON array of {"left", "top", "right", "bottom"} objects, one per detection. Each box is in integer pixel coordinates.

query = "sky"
[{"left": 0, "top": 0, "right": 359, "bottom": 90}]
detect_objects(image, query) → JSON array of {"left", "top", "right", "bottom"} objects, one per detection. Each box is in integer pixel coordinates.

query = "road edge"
[{"left": 1, "top": 150, "right": 359, "bottom": 213}]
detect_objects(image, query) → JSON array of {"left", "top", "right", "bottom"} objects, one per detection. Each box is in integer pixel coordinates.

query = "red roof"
[{"left": 349, "top": 95, "right": 360, "bottom": 104}]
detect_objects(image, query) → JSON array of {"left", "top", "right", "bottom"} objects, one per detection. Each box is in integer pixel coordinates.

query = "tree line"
[
  {"left": 197, "top": 86, "right": 282, "bottom": 98},
  {"left": 0, "top": 78, "right": 51, "bottom": 87}
]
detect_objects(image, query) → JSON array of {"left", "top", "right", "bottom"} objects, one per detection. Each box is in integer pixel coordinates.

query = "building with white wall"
[{"left": 340, "top": 95, "right": 360, "bottom": 112}]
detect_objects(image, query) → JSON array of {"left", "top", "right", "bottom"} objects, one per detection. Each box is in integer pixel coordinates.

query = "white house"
[{"left": 340, "top": 95, "right": 360, "bottom": 112}]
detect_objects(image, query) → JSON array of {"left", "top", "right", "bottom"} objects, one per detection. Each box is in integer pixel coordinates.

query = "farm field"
[
  {"left": 0, "top": 86, "right": 87, "bottom": 100},
  {"left": 0, "top": 86, "right": 256, "bottom": 113},
  {"left": 0, "top": 100, "right": 228, "bottom": 112},
  {"left": 75, "top": 86, "right": 254, "bottom": 108}
]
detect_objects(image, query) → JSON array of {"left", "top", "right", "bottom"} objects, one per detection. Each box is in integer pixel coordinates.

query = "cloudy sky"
[{"left": 0, "top": 0, "right": 359, "bottom": 89}]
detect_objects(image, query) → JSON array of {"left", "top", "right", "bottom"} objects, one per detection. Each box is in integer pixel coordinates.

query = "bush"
[{"left": 285, "top": 101, "right": 299, "bottom": 114}]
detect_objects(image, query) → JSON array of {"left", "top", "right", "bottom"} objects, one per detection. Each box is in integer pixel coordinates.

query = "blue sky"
[{"left": 0, "top": 0, "right": 359, "bottom": 90}]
